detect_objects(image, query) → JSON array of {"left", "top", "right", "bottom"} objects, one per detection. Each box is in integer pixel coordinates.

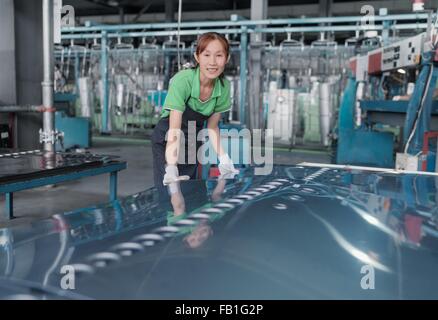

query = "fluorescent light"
[{"left": 107, "top": 0, "right": 119, "bottom": 7}]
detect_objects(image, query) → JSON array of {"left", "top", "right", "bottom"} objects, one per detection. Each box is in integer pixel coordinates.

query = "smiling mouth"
[{"left": 207, "top": 67, "right": 218, "bottom": 72}]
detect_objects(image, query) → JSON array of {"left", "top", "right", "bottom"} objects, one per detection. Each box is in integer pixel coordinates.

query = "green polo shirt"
[{"left": 161, "top": 67, "right": 231, "bottom": 118}]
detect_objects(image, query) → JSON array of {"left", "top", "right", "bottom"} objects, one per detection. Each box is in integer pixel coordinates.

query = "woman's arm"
[
  {"left": 207, "top": 112, "right": 226, "bottom": 158},
  {"left": 165, "top": 110, "right": 183, "bottom": 166},
  {"left": 208, "top": 112, "right": 239, "bottom": 176}
]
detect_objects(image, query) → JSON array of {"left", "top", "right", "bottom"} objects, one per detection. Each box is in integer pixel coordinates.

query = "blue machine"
[
  {"left": 403, "top": 52, "right": 438, "bottom": 157},
  {"left": 55, "top": 111, "right": 91, "bottom": 150},
  {"left": 54, "top": 93, "right": 91, "bottom": 150},
  {"left": 337, "top": 35, "right": 438, "bottom": 171},
  {"left": 337, "top": 77, "right": 395, "bottom": 167}
]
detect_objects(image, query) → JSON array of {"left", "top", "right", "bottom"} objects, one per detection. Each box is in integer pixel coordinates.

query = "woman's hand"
[
  {"left": 163, "top": 164, "right": 190, "bottom": 185},
  {"left": 207, "top": 113, "right": 239, "bottom": 179},
  {"left": 218, "top": 153, "right": 239, "bottom": 178}
]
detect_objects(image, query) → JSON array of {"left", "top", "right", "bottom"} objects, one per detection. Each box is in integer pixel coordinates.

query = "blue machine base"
[
  {"left": 55, "top": 112, "right": 91, "bottom": 150},
  {"left": 337, "top": 129, "right": 394, "bottom": 168}
]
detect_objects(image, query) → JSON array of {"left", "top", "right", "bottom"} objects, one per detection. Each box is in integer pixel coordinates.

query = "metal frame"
[
  {"left": 360, "top": 100, "right": 438, "bottom": 114},
  {"left": 0, "top": 162, "right": 127, "bottom": 220},
  {"left": 403, "top": 56, "right": 438, "bottom": 155},
  {"left": 62, "top": 13, "right": 434, "bottom": 33},
  {"left": 60, "top": 13, "right": 433, "bottom": 131}
]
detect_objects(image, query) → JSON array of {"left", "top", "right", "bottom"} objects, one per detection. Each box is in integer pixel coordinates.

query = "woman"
[{"left": 152, "top": 32, "right": 238, "bottom": 195}]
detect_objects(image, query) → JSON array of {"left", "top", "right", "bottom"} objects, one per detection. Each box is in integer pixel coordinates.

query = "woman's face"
[
  {"left": 184, "top": 224, "right": 213, "bottom": 249},
  {"left": 195, "top": 39, "right": 228, "bottom": 82}
]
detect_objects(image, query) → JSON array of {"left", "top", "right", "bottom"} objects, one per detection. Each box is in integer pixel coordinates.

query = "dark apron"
[{"left": 152, "top": 106, "right": 210, "bottom": 197}]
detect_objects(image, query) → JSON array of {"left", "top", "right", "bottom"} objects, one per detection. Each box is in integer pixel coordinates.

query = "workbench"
[{"left": 0, "top": 150, "right": 127, "bottom": 220}]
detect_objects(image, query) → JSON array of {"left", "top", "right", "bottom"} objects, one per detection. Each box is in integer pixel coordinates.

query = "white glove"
[
  {"left": 218, "top": 154, "right": 239, "bottom": 179},
  {"left": 168, "top": 180, "right": 181, "bottom": 195},
  {"left": 163, "top": 165, "right": 190, "bottom": 185}
]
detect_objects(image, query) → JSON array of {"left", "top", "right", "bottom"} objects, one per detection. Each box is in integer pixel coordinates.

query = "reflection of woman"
[
  {"left": 166, "top": 179, "right": 227, "bottom": 249},
  {"left": 152, "top": 32, "right": 238, "bottom": 197},
  {"left": 184, "top": 221, "right": 213, "bottom": 249}
]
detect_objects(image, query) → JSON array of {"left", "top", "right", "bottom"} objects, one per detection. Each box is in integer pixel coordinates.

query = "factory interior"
[{"left": 1, "top": 0, "right": 438, "bottom": 301}]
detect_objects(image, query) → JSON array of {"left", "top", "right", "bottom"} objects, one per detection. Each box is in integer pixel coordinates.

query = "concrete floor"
[{"left": 0, "top": 138, "right": 330, "bottom": 228}]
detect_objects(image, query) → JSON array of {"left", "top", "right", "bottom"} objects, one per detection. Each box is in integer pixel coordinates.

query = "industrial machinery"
[
  {"left": 337, "top": 29, "right": 438, "bottom": 172},
  {"left": 59, "top": 13, "right": 433, "bottom": 148},
  {"left": 55, "top": 36, "right": 238, "bottom": 137},
  {"left": 0, "top": 150, "right": 126, "bottom": 220},
  {"left": 264, "top": 35, "right": 350, "bottom": 149},
  {"left": 53, "top": 43, "right": 92, "bottom": 149}
]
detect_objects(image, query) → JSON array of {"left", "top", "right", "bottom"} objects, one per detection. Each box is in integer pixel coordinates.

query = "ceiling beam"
[
  {"left": 84, "top": 0, "right": 118, "bottom": 9},
  {"left": 76, "top": 0, "right": 422, "bottom": 24},
  {"left": 130, "top": 0, "right": 154, "bottom": 23}
]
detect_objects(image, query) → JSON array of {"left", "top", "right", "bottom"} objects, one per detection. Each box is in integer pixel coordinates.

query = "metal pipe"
[
  {"left": 42, "top": 0, "right": 55, "bottom": 153},
  {"left": 355, "top": 82, "right": 365, "bottom": 127},
  {"left": 255, "top": 23, "right": 428, "bottom": 33},
  {"left": 0, "top": 105, "right": 46, "bottom": 113},
  {"left": 101, "top": 31, "right": 109, "bottom": 134},
  {"left": 60, "top": 23, "right": 430, "bottom": 41},
  {"left": 62, "top": 28, "right": 245, "bottom": 40},
  {"left": 319, "top": 82, "right": 331, "bottom": 147},
  {"left": 62, "top": 13, "right": 434, "bottom": 33},
  {"left": 239, "top": 27, "right": 248, "bottom": 126}
]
